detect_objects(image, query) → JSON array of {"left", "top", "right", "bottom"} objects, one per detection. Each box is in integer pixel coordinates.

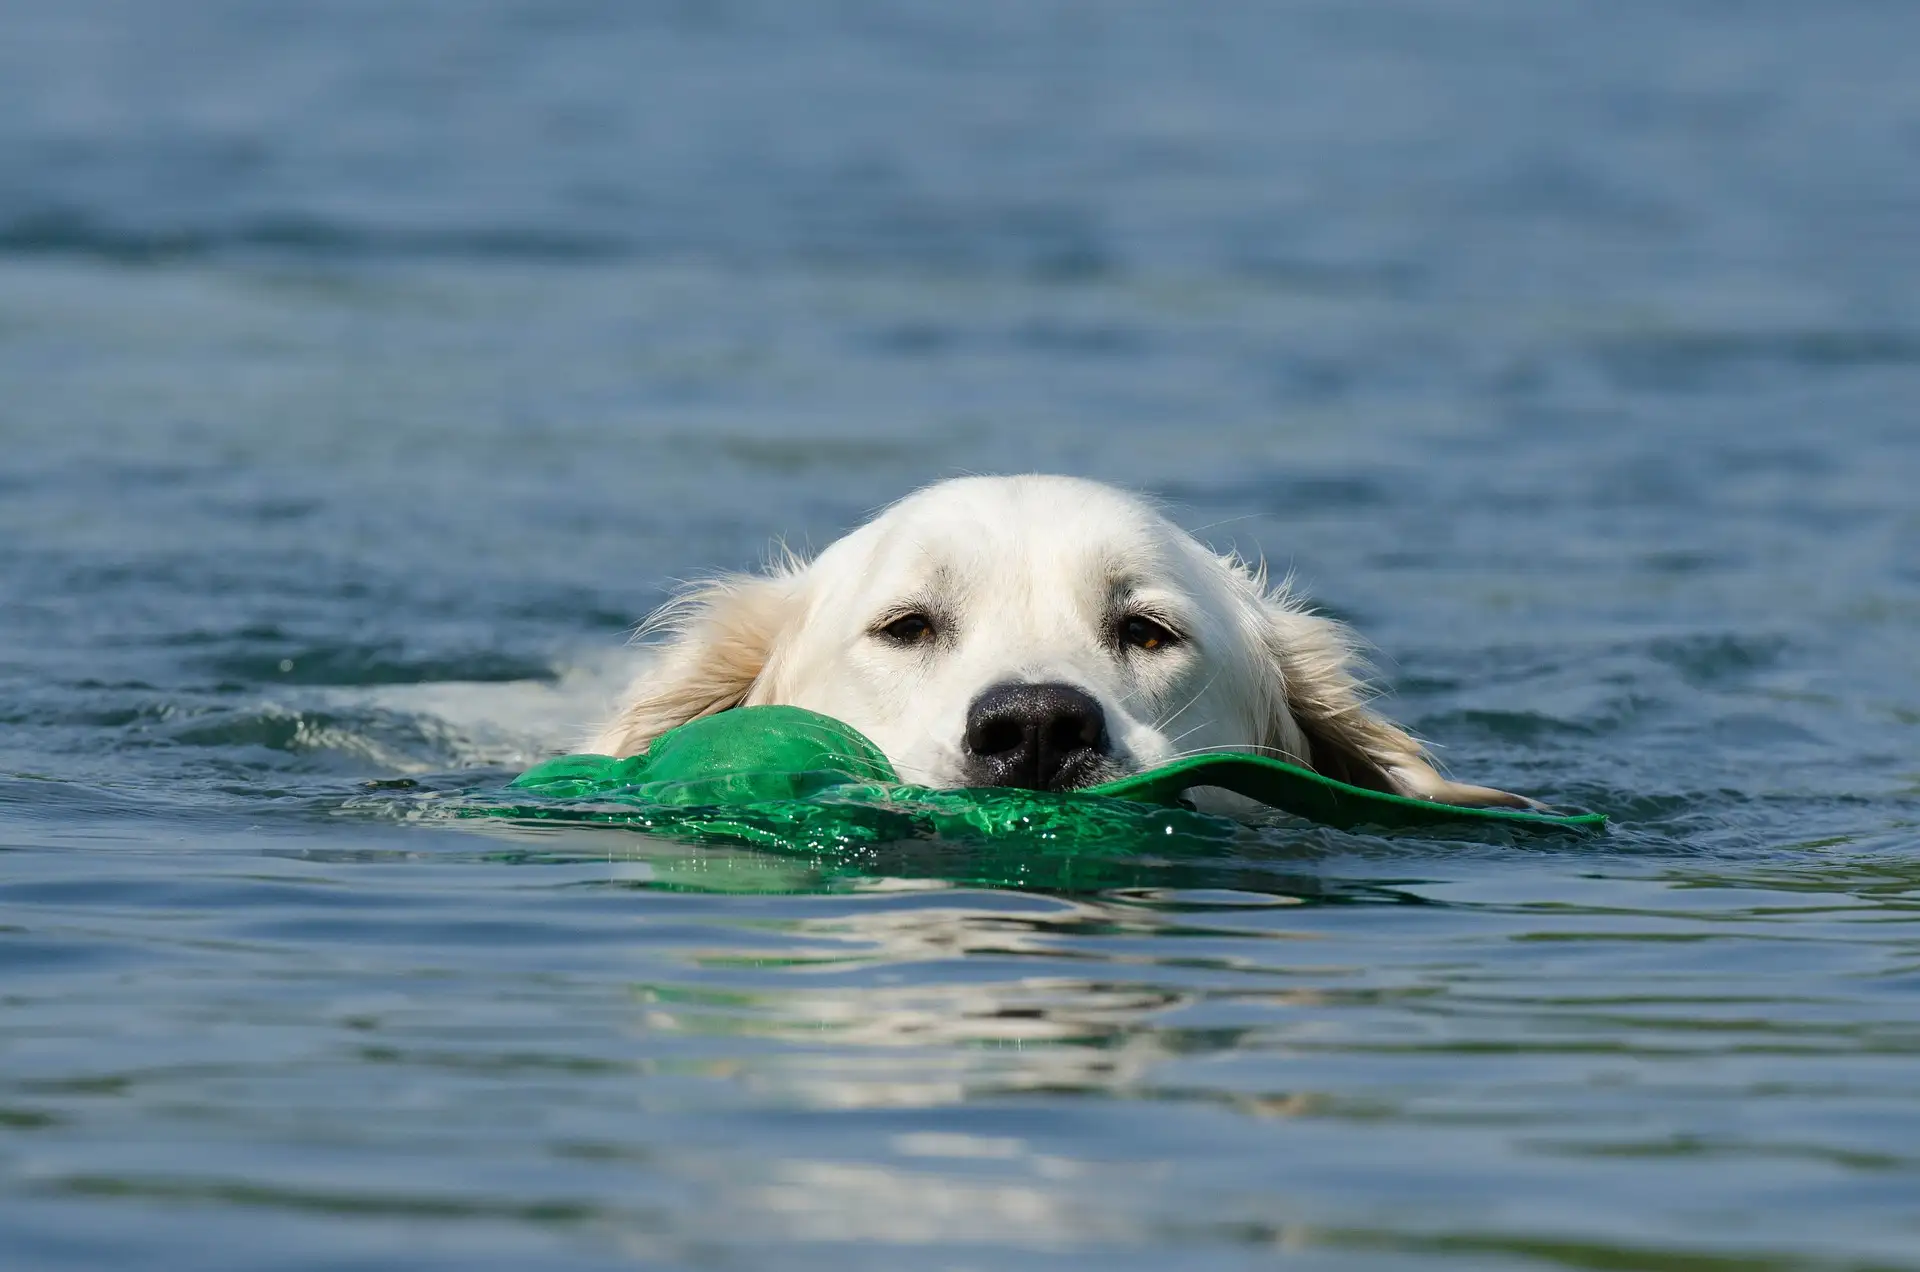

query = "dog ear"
[
  {"left": 1253, "top": 582, "right": 1538, "bottom": 810},
  {"left": 589, "top": 569, "right": 802, "bottom": 758}
]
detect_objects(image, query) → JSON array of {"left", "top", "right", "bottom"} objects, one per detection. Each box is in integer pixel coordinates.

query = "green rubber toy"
[{"left": 496, "top": 705, "right": 1605, "bottom": 852}]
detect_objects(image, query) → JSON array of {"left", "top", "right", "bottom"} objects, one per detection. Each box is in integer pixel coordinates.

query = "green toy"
[{"left": 495, "top": 706, "right": 1605, "bottom": 855}]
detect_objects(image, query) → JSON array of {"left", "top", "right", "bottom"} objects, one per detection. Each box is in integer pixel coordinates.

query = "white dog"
[{"left": 592, "top": 475, "right": 1531, "bottom": 808}]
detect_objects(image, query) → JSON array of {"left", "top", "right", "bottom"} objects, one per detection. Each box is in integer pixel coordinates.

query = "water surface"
[{"left": 3, "top": 3, "right": 1918, "bottom": 1269}]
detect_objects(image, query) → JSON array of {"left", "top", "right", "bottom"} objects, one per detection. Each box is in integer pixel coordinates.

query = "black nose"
[{"left": 963, "top": 682, "right": 1110, "bottom": 791}]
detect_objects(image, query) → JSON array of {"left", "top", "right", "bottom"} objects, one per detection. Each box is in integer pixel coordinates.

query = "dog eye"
[
  {"left": 1120, "top": 615, "right": 1179, "bottom": 652},
  {"left": 878, "top": 613, "right": 936, "bottom": 644}
]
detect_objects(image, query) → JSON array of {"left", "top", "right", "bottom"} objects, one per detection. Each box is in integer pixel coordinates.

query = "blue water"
[{"left": 3, "top": 3, "right": 1919, "bottom": 1269}]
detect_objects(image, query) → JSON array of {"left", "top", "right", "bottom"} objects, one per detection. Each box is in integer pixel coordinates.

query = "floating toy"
[{"left": 493, "top": 706, "right": 1604, "bottom": 855}]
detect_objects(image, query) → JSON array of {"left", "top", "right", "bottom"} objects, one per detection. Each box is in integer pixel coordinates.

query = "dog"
[{"left": 591, "top": 474, "right": 1532, "bottom": 809}]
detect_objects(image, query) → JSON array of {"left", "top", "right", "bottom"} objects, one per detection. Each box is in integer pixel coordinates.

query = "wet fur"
[{"left": 592, "top": 476, "right": 1532, "bottom": 810}]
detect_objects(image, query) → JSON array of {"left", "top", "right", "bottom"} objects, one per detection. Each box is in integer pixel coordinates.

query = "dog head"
[{"left": 593, "top": 475, "right": 1529, "bottom": 807}]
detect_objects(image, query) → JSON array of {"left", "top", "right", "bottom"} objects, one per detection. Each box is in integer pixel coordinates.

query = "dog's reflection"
[{"left": 637, "top": 894, "right": 1330, "bottom": 1115}]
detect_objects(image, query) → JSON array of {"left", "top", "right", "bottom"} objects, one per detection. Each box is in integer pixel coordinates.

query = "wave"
[{"left": 0, "top": 210, "right": 628, "bottom": 264}]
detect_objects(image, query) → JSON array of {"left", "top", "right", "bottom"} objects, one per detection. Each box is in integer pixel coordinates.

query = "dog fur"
[{"left": 591, "top": 475, "right": 1531, "bottom": 809}]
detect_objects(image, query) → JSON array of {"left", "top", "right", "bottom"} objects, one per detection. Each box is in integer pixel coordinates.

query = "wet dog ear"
[
  {"left": 1252, "top": 582, "right": 1538, "bottom": 810},
  {"left": 590, "top": 569, "right": 803, "bottom": 758}
]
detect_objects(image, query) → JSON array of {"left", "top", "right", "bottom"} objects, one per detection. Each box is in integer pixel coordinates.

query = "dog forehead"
[{"left": 833, "top": 476, "right": 1186, "bottom": 596}]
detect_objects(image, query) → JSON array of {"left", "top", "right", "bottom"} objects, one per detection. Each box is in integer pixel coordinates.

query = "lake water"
[{"left": 3, "top": 3, "right": 1918, "bottom": 1269}]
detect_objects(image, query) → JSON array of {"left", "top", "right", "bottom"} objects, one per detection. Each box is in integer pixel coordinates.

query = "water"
[{"left": 3, "top": 2, "right": 1918, "bottom": 1268}]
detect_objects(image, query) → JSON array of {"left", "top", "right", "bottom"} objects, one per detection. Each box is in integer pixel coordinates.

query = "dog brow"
[
  {"left": 1101, "top": 560, "right": 1194, "bottom": 632},
  {"left": 866, "top": 554, "right": 962, "bottom": 630}
]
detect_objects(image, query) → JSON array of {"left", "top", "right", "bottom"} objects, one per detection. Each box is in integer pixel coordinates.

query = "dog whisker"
[
  {"left": 1163, "top": 720, "right": 1214, "bottom": 751},
  {"left": 1162, "top": 741, "right": 1291, "bottom": 763},
  {"left": 1151, "top": 669, "right": 1222, "bottom": 737}
]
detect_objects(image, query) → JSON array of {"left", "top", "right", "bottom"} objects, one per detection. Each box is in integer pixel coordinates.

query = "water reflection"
[
  {"left": 623, "top": 891, "right": 1353, "bottom": 1118},
  {"left": 465, "top": 812, "right": 1455, "bottom": 900}
]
